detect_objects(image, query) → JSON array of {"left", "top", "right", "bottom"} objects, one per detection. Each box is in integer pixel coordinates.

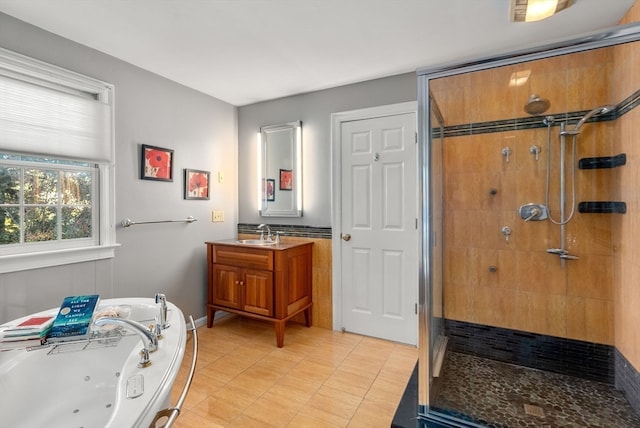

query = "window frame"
[{"left": 0, "top": 48, "right": 117, "bottom": 273}]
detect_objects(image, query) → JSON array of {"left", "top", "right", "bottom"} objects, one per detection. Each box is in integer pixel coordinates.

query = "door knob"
[{"left": 342, "top": 233, "right": 351, "bottom": 241}]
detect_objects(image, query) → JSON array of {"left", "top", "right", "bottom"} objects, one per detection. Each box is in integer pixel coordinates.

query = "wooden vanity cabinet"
[
  {"left": 206, "top": 241, "right": 313, "bottom": 347},
  {"left": 211, "top": 265, "right": 274, "bottom": 316}
]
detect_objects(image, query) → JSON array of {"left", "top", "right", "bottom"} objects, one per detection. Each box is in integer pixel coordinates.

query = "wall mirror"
[{"left": 258, "top": 121, "right": 302, "bottom": 217}]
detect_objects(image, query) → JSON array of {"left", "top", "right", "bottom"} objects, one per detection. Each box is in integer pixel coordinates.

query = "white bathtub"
[{"left": 0, "top": 297, "right": 189, "bottom": 428}]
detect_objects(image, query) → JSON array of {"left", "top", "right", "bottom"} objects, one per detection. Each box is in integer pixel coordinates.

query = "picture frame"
[
  {"left": 141, "top": 144, "right": 174, "bottom": 181},
  {"left": 263, "top": 178, "right": 275, "bottom": 201},
  {"left": 184, "top": 169, "right": 210, "bottom": 200},
  {"left": 279, "top": 169, "right": 293, "bottom": 191}
]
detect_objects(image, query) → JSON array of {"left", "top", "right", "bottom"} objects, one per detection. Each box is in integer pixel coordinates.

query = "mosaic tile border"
[
  {"left": 616, "top": 348, "right": 640, "bottom": 417},
  {"left": 439, "top": 88, "right": 640, "bottom": 138},
  {"left": 445, "top": 319, "right": 615, "bottom": 384},
  {"left": 237, "top": 223, "right": 332, "bottom": 239}
]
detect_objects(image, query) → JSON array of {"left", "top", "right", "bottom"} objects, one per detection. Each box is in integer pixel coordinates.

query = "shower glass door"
[{"left": 429, "top": 96, "right": 446, "bottom": 379}]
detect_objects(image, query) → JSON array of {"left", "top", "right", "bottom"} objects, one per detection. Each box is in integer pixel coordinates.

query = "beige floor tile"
[
  {"left": 323, "top": 367, "right": 376, "bottom": 397},
  {"left": 306, "top": 385, "right": 364, "bottom": 420},
  {"left": 172, "top": 409, "right": 225, "bottom": 428},
  {"left": 287, "top": 358, "right": 337, "bottom": 384},
  {"left": 231, "top": 364, "right": 283, "bottom": 395},
  {"left": 190, "top": 395, "right": 251, "bottom": 426},
  {"left": 365, "top": 374, "right": 410, "bottom": 403},
  {"left": 296, "top": 405, "right": 351, "bottom": 427},
  {"left": 347, "top": 398, "right": 397, "bottom": 428},
  {"left": 171, "top": 320, "right": 415, "bottom": 428},
  {"left": 242, "top": 395, "right": 299, "bottom": 426},
  {"left": 286, "top": 412, "right": 345, "bottom": 428},
  {"left": 304, "top": 342, "right": 355, "bottom": 367},
  {"left": 226, "top": 413, "right": 281, "bottom": 428},
  {"left": 260, "top": 386, "right": 314, "bottom": 411}
]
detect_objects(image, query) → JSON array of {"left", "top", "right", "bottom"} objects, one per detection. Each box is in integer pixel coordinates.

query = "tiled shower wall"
[{"left": 432, "top": 47, "right": 617, "bottom": 346}]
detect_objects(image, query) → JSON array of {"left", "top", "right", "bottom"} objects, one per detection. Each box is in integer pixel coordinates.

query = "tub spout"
[{"left": 93, "top": 317, "right": 159, "bottom": 367}]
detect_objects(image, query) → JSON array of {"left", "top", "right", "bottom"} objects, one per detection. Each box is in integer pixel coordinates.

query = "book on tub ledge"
[
  {"left": 0, "top": 315, "right": 55, "bottom": 349},
  {"left": 47, "top": 295, "right": 100, "bottom": 343}
]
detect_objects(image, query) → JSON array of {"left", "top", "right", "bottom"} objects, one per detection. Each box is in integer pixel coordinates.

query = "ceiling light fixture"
[{"left": 511, "top": 0, "right": 574, "bottom": 22}]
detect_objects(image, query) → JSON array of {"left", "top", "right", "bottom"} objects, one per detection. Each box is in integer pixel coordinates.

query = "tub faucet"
[
  {"left": 155, "top": 293, "right": 170, "bottom": 329},
  {"left": 93, "top": 317, "right": 159, "bottom": 368}
]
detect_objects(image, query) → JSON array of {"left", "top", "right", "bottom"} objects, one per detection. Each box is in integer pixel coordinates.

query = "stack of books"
[{"left": 0, "top": 315, "right": 54, "bottom": 350}]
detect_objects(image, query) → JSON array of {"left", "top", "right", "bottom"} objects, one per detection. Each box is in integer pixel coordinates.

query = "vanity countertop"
[{"left": 206, "top": 239, "right": 312, "bottom": 251}]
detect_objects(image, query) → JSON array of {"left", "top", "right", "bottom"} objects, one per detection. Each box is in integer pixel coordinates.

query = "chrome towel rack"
[{"left": 120, "top": 216, "right": 197, "bottom": 228}]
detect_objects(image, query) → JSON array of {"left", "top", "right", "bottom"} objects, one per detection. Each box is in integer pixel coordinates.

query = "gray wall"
[
  {"left": 237, "top": 73, "right": 417, "bottom": 227},
  {"left": 0, "top": 13, "right": 238, "bottom": 323}
]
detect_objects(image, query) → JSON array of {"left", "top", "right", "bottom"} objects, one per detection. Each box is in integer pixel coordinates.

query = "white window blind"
[{"left": 0, "top": 47, "right": 113, "bottom": 162}]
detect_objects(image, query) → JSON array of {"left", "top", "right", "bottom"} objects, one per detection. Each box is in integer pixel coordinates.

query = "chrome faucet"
[
  {"left": 257, "top": 223, "right": 272, "bottom": 241},
  {"left": 93, "top": 317, "right": 159, "bottom": 367},
  {"left": 155, "top": 293, "right": 170, "bottom": 329}
]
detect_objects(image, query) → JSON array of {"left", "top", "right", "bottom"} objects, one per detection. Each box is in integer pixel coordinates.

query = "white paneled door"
[{"left": 340, "top": 111, "right": 417, "bottom": 345}]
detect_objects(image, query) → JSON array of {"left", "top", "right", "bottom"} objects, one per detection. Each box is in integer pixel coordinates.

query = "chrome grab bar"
[{"left": 149, "top": 316, "right": 198, "bottom": 428}]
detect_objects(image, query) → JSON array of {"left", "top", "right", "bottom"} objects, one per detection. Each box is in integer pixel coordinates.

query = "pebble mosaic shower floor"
[{"left": 431, "top": 352, "right": 640, "bottom": 427}]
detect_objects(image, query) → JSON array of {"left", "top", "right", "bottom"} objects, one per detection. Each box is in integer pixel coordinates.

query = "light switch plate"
[{"left": 212, "top": 210, "right": 224, "bottom": 222}]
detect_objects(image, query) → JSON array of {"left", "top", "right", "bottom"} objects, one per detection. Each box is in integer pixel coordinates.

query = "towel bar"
[{"left": 120, "top": 216, "right": 197, "bottom": 227}]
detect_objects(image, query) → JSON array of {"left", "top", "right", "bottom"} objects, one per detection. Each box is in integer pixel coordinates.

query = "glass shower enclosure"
[{"left": 417, "top": 22, "right": 640, "bottom": 427}]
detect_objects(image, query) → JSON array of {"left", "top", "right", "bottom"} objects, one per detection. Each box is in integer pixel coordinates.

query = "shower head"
[
  {"left": 573, "top": 105, "right": 615, "bottom": 132},
  {"left": 524, "top": 94, "right": 550, "bottom": 115}
]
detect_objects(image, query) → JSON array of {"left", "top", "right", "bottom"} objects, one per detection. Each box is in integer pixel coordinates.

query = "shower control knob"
[
  {"left": 519, "top": 203, "right": 548, "bottom": 222},
  {"left": 501, "top": 226, "right": 512, "bottom": 243},
  {"left": 501, "top": 147, "right": 512, "bottom": 163}
]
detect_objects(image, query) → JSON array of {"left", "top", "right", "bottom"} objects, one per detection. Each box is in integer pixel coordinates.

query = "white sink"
[{"left": 236, "top": 239, "right": 276, "bottom": 246}]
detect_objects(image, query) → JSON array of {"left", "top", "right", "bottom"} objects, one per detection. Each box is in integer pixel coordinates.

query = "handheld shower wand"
[{"left": 561, "top": 105, "right": 615, "bottom": 136}]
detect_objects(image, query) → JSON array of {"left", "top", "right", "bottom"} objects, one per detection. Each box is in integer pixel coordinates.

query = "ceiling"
[{"left": 0, "top": 0, "right": 636, "bottom": 106}]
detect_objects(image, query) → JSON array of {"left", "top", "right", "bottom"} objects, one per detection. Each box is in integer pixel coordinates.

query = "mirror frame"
[{"left": 258, "top": 121, "right": 302, "bottom": 217}]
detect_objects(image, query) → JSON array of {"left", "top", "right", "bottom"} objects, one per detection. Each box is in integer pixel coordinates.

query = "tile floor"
[{"left": 170, "top": 314, "right": 418, "bottom": 428}]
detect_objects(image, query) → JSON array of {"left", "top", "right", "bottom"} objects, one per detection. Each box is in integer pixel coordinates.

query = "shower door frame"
[{"left": 417, "top": 21, "right": 640, "bottom": 424}]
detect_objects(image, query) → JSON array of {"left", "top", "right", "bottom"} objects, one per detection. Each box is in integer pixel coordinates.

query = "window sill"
[{"left": 0, "top": 244, "right": 121, "bottom": 274}]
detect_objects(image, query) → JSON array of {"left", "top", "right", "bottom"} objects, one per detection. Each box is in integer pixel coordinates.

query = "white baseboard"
[{"left": 188, "top": 311, "right": 230, "bottom": 330}]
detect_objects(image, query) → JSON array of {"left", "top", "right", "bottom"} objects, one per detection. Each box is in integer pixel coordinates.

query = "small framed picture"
[
  {"left": 263, "top": 178, "right": 275, "bottom": 201},
  {"left": 279, "top": 169, "right": 293, "bottom": 191},
  {"left": 184, "top": 169, "right": 210, "bottom": 200},
  {"left": 141, "top": 144, "right": 174, "bottom": 181}
]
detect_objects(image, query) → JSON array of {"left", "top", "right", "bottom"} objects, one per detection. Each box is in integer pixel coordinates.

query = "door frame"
[{"left": 330, "top": 101, "right": 418, "bottom": 332}]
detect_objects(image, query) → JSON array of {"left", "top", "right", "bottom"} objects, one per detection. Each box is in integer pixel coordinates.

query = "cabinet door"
[
  {"left": 212, "top": 265, "right": 242, "bottom": 310},
  {"left": 243, "top": 269, "right": 274, "bottom": 317}
]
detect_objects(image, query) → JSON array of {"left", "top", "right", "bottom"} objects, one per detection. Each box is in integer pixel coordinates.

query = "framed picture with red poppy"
[
  {"left": 141, "top": 144, "right": 174, "bottom": 181},
  {"left": 184, "top": 169, "right": 210, "bottom": 200},
  {"left": 279, "top": 169, "right": 293, "bottom": 190},
  {"left": 262, "top": 178, "right": 275, "bottom": 201}
]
